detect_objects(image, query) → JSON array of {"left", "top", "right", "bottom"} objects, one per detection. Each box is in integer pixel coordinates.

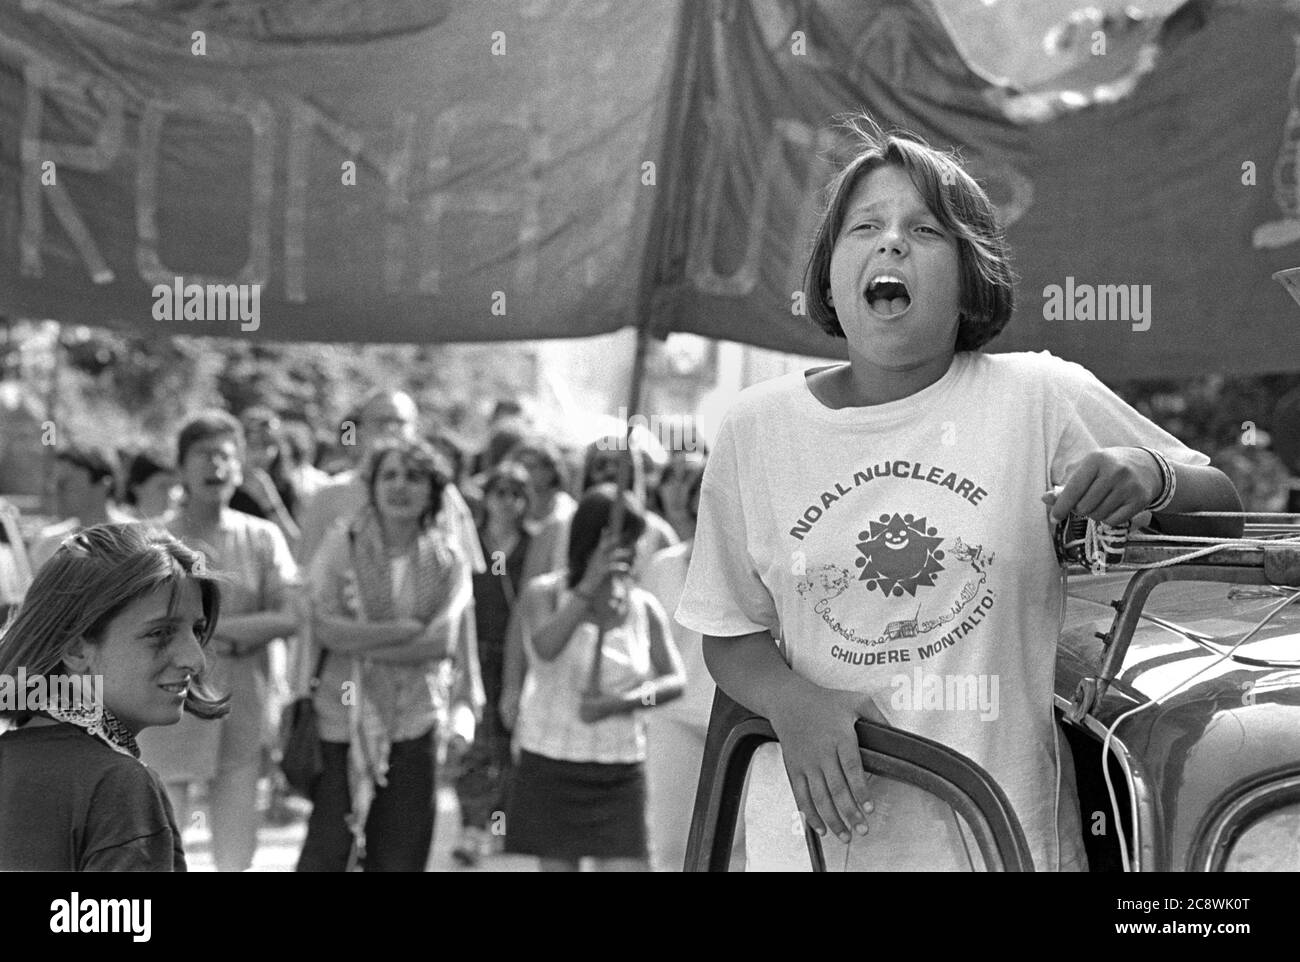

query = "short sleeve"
[
  {"left": 307, "top": 523, "right": 351, "bottom": 618},
  {"left": 1046, "top": 355, "right": 1211, "bottom": 486},
  {"left": 674, "top": 412, "right": 779, "bottom": 639},
  {"left": 516, "top": 573, "right": 565, "bottom": 662},
  {"left": 440, "top": 484, "right": 487, "bottom": 574},
  {"left": 433, "top": 535, "right": 470, "bottom": 605},
  {"left": 82, "top": 762, "right": 182, "bottom": 872},
  {"left": 259, "top": 523, "right": 300, "bottom": 611}
]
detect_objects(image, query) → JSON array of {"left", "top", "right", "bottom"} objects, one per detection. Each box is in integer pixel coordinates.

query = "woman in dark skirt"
[
  {"left": 506, "top": 485, "right": 685, "bottom": 871},
  {"left": 452, "top": 461, "right": 532, "bottom": 866}
]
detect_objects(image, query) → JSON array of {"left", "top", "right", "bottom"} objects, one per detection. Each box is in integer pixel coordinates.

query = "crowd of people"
[
  {"left": 0, "top": 389, "right": 712, "bottom": 872},
  {"left": 0, "top": 115, "right": 1247, "bottom": 875}
]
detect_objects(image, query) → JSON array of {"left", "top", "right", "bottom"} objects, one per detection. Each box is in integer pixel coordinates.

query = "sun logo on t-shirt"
[{"left": 854, "top": 513, "right": 945, "bottom": 597}]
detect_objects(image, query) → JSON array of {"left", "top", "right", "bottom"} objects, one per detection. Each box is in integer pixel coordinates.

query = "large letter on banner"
[
  {"left": 17, "top": 55, "right": 124, "bottom": 283},
  {"left": 135, "top": 88, "right": 275, "bottom": 288}
]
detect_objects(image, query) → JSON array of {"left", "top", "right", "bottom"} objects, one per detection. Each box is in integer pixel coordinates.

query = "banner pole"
[
  {"left": 43, "top": 322, "right": 64, "bottom": 515},
  {"left": 585, "top": 324, "right": 652, "bottom": 696}
]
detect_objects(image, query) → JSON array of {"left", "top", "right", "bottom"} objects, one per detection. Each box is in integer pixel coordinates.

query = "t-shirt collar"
[{"left": 796, "top": 352, "right": 969, "bottom": 425}]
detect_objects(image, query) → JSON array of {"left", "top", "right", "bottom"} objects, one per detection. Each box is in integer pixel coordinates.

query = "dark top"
[
  {"left": 472, "top": 528, "right": 530, "bottom": 736},
  {"left": 230, "top": 456, "right": 298, "bottom": 521},
  {"left": 0, "top": 723, "right": 186, "bottom": 871},
  {"left": 472, "top": 529, "right": 531, "bottom": 655}
]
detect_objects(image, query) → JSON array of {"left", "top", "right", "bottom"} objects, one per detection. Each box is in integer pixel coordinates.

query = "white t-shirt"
[
  {"left": 516, "top": 572, "right": 662, "bottom": 763},
  {"left": 675, "top": 350, "right": 1210, "bottom": 871}
]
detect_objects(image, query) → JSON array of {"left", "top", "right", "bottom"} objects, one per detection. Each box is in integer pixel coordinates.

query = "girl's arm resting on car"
[
  {"left": 703, "top": 631, "right": 882, "bottom": 845},
  {"left": 1148, "top": 462, "right": 1244, "bottom": 539}
]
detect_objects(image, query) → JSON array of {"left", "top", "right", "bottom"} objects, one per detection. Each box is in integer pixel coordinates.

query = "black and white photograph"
[{"left": 0, "top": 0, "right": 1298, "bottom": 937}]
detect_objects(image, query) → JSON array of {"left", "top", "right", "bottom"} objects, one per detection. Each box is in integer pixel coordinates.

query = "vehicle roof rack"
[{"left": 1064, "top": 512, "right": 1300, "bottom": 720}]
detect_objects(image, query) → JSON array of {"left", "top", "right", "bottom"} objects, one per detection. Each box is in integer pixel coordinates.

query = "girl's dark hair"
[
  {"left": 177, "top": 410, "right": 246, "bottom": 468},
  {"left": 483, "top": 419, "right": 530, "bottom": 472},
  {"left": 804, "top": 114, "right": 1015, "bottom": 351},
  {"left": 687, "top": 467, "right": 705, "bottom": 522},
  {"left": 56, "top": 445, "right": 120, "bottom": 494},
  {"left": 675, "top": 457, "right": 708, "bottom": 522},
  {"left": 652, "top": 454, "right": 708, "bottom": 519},
  {"left": 123, "top": 451, "right": 176, "bottom": 508},
  {"left": 509, "top": 439, "right": 571, "bottom": 493},
  {"left": 483, "top": 460, "right": 532, "bottom": 497},
  {"left": 280, "top": 420, "right": 318, "bottom": 469},
  {"left": 0, "top": 523, "right": 229, "bottom": 721},
  {"left": 566, "top": 484, "right": 646, "bottom": 589},
  {"left": 363, "top": 438, "right": 450, "bottom": 530}
]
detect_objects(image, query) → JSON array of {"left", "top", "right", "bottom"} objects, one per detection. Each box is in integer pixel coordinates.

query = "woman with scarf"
[
  {"left": 0, "top": 523, "right": 227, "bottom": 871},
  {"left": 296, "top": 438, "right": 472, "bottom": 872}
]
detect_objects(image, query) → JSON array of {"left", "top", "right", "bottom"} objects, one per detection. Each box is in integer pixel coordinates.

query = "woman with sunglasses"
[{"left": 451, "top": 461, "right": 533, "bottom": 866}]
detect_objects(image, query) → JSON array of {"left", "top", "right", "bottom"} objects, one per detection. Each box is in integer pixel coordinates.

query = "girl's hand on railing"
[{"left": 768, "top": 683, "right": 880, "bottom": 845}]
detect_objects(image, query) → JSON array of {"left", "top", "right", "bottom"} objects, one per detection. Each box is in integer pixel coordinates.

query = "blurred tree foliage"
[
  {"left": 3, "top": 319, "right": 1298, "bottom": 510},
  {"left": 0, "top": 322, "right": 520, "bottom": 466},
  {"left": 1114, "top": 373, "right": 1300, "bottom": 511}
]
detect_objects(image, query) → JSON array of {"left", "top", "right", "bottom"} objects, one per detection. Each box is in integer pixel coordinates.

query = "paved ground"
[{"left": 182, "top": 784, "right": 537, "bottom": 872}]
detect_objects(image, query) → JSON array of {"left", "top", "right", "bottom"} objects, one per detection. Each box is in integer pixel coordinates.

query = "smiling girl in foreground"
[
  {"left": 675, "top": 116, "right": 1242, "bottom": 871},
  {"left": 0, "top": 523, "right": 226, "bottom": 871}
]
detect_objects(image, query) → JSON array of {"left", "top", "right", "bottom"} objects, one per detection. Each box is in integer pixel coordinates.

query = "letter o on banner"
[{"left": 136, "top": 90, "right": 274, "bottom": 289}]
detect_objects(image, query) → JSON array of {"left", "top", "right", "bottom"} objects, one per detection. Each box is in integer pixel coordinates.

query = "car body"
[
  {"left": 686, "top": 531, "right": 1300, "bottom": 871},
  {"left": 1057, "top": 565, "right": 1300, "bottom": 872}
]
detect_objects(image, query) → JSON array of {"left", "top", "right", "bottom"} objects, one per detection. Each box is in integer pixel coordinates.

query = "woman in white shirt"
[{"left": 506, "top": 485, "right": 685, "bottom": 871}]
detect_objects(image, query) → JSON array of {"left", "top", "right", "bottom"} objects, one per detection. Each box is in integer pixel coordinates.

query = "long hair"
[{"left": 0, "top": 523, "right": 228, "bottom": 721}]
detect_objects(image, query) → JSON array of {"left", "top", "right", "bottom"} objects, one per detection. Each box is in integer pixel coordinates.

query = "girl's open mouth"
[{"left": 865, "top": 276, "right": 912, "bottom": 317}]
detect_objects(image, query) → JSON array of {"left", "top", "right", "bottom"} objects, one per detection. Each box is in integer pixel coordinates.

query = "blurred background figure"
[
  {"left": 0, "top": 496, "right": 32, "bottom": 623},
  {"left": 452, "top": 460, "right": 533, "bottom": 867},
  {"left": 511, "top": 438, "right": 577, "bottom": 579},
  {"left": 230, "top": 406, "right": 302, "bottom": 552},
  {"left": 297, "top": 438, "right": 472, "bottom": 872},
  {"left": 292, "top": 390, "right": 486, "bottom": 794},
  {"left": 137, "top": 411, "right": 299, "bottom": 873},
  {"left": 280, "top": 418, "right": 333, "bottom": 505},
  {"left": 641, "top": 456, "right": 713, "bottom": 872},
  {"left": 122, "top": 449, "right": 183, "bottom": 524},
  {"left": 581, "top": 439, "right": 679, "bottom": 576},
  {"left": 28, "top": 444, "right": 132, "bottom": 571},
  {"left": 298, "top": 390, "right": 482, "bottom": 572},
  {"left": 504, "top": 486, "right": 684, "bottom": 872},
  {"left": 652, "top": 448, "right": 709, "bottom": 543}
]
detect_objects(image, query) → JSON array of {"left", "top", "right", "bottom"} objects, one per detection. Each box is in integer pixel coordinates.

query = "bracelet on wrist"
[{"left": 1141, "top": 447, "right": 1176, "bottom": 513}]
